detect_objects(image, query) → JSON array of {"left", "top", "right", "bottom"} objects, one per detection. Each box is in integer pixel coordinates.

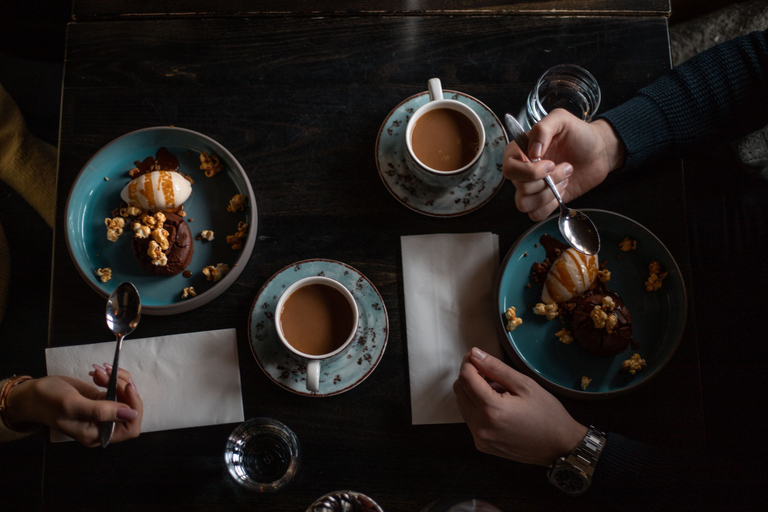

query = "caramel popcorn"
[
  {"left": 151, "top": 226, "right": 170, "bottom": 251},
  {"left": 590, "top": 306, "right": 608, "bottom": 329},
  {"left": 504, "top": 306, "right": 523, "bottom": 332},
  {"left": 95, "top": 267, "right": 112, "bottom": 283},
  {"left": 119, "top": 206, "right": 142, "bottom": 218},
  {"left": 132, "top": 222, "right": 150, "bottom": 239},
  {"left": 198, "top": 230, "right": 215, "bottom": 242},
  {"left": 645, "top": 260, "right": 668, "bottom": 291},
  {"left": 622, "top": 353, "right": 647, "bottom": 375},
  {"left": 139, "top": 211, "right": 166, "bottom": 228},
  {"left": 597, "top": 268, "right": 611, "bottom": 283},
  {"left": 533, "top": 302, "right": 559, "bottom": 320},
  {"left": 601, "top": 296, "right": 616, "bottom": 311},
  {"left": 581, "top": 376, "right": 592, "bottom": 390},
  {"left": 202, "top": 263, "right": 230, "bottom": 282},
  {"left": 619, "top": 237, "right": 637, "bottom": 251},
  {"left": 556, "top": 328, "right": 573, "bottom": 344},
  {"left": 148, "top": 240, "right": 168, "bottom": 266},
  {"left": 105, "top": 217, "right": 126, "bottom": 242},
  {"left": 181, "top": 287, "right": 197, "bottom": 299},
  {"left": 227, "top": 193, "right": 246, "bottom": 213},
  {"left": 226, "top": 222, "right": 248, "bottom": 250},
  {"left": 200, "top": 152, "right": 223, "bottom": 177}
]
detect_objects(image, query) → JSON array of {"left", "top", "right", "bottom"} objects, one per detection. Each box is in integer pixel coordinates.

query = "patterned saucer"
[
  {"left": 375, "top": 90, "right": 508, "bottom": 217},
  {"left": 248, "top": 259, "right": 389, "bottom": 397}
]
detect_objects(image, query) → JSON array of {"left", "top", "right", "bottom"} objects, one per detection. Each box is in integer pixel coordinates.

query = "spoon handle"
[
  {"left": 543, "top": 174, "right": 567, "bottom": 210},
  {"left": 99, "top": 334, "right": 123, "bottom": 447}
]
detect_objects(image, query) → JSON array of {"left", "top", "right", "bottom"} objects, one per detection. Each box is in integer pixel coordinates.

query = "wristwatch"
[{"left": 547, "top": 426, "right": 607, "bottom": 496}]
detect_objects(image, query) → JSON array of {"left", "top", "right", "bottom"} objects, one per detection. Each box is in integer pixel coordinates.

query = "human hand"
[
  {"left": 453, "top": 347, "right": 587, "bottom": 466},
  {"left": 503, "top": 109, "right": 625, "bottom": 221},
  {"left": 5, "top": 365, "right": 142, "bottom": 447}
]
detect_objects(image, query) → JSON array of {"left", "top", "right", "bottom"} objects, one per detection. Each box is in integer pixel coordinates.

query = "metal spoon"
[
  {"left": 504, "top": 113, "right": 600, "bottom": 255},
  {"left": 100, "top": 281, "right": 141, "bottom": 447}
]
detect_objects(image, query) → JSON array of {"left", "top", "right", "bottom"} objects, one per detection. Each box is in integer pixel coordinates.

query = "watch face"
[{"left": 551, "top": 466, "right": 588, "bottom": 495}]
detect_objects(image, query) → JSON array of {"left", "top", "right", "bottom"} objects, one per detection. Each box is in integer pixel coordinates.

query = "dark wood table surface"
[{"left": 45, "top": 7, "right": 702, "bottom": 511}]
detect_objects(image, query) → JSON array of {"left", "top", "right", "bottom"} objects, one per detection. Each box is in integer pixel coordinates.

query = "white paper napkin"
[
  {"left": 45, "top": 328, "right": 244, "bottom": 442},
  {"left": 401, "top": 232, "right": 502, "bottom": 425}
]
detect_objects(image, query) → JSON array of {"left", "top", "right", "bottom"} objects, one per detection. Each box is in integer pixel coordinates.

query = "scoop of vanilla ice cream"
[
  {"left": 542, "top": 248, "right": 598, "bottom": 304},
  {"left": 120, "top": 170, "right": 192, "bottom": 211}
]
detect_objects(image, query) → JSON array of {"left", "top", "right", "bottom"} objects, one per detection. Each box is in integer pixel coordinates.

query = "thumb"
[{"left": 468, "top": 347, "right": 533, "bottom": 394}]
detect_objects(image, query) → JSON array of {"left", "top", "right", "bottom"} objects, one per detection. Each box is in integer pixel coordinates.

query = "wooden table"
[{"left": 45, "top": 3, "right": 703, "bottom": 510}]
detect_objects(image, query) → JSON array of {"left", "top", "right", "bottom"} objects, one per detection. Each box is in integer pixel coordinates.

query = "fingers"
[
  {"left": 466, "top": 348, "right": 534, "bottom": 395},
  {"left": 526, "top": 109, "right": 572, "bottom": 159},
  {"left": 516, "top": 178, "right": 568, "bottom": 222},
  {"left": 111, "top": 382, "right": 143, "bottom": 443}
]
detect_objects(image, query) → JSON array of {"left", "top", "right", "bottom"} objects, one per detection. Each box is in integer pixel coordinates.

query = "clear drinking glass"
[
  {"left": 525, "top": 64, "right": 601, "bottom": 126},
  {"left": 224, "top": 417, "right": 301, "bottom": 492}
]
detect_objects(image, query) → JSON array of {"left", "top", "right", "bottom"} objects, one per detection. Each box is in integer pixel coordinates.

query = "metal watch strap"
[{"left": 566, "top": 426, "right": 607, "bottom": 478}]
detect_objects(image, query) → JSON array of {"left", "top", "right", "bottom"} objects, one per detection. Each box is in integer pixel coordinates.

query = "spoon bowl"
[
  {"left": 504, "top": 113, "right": 600, "bottom": 255},
  {"left": 100, "top": 281, "right": 141, "bottom": 447}
]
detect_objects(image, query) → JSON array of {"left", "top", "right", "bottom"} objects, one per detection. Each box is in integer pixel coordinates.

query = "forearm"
[
  {"left": 599, "top": 29, "right": 768, "bottom": 170},
  {"left": 0, "top": 377, "right": 39, "bottom": 442}
]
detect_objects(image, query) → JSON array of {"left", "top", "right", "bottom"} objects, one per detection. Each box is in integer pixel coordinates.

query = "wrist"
[
  {"left": 1, "top": 376, "right": 38, "bottom": 431},
  {"left": 593, "top": 119, "right": 626, "bottom": 171}
]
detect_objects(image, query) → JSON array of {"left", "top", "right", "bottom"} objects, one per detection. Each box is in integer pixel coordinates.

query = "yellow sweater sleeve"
[{"left": 0, "top": 82, "right": 57, "bottom": 228}]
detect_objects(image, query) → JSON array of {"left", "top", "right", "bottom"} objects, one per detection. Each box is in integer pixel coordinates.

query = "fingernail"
[
  {"left": 563, "top": 164, "right": 573, "bottom": 177},
  {"left": 116, "top": 408, "right": 138, "bottom": 421},
  {"left": 129, "top": 379, "right": 138, "bottom": 393},
  {"left": 104, "top": 363, "right": 113, "bottom": 373},
  {"left": 544, "top": 162, "right": 555, "bottom": 174},
  {"left": 92, "top": 364, "right": 107, "bottom": 376},
  {"left": 530, "top": 142, "right": 543, "bottom": 159},
  {"left": 88, "top": 371, "right": 95, "bottom": 378},
  {"left": 471, "top": 347, "right": 487, "bottom": 360}
]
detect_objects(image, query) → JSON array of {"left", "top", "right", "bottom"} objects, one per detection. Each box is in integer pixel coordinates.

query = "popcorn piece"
[
  {"left": 504, "top": 306, "right": 523, "bottom": 332},
  {"left": 119, "top": 206, "right": 142, "bottom": 218},
  {"left": 601, "top": 296, "right": 616, "bottom": 311},
  {"left": 645, "top": 260, "right": 668, "bottom": 291},
  {"left": 151, "top": 226, "right": 170, "bottom": 251},
  {"left": 132, "top": 222, "right": 150, "bottom": 239},
  {"left": 200, "top": 152, "right": 223, "bottom": 177},
  {"left": 622, "top": 353, "right": 647, "bottom": 375},
  {"left": 202, "top": 263, "right": 230, "bottom": 282},
  {"left": 227, "top": 193, "right": 246, "bottom": 213},
  {"left": 605, "top": 314, "right": 618, "bottom": 334},
  {"left": 128, "top": 167, "right": 141, "bottom": 178},
  {"left": 105, "top": 217, "right": 126, "bottom": 242},
  {"left": 619, "top": 237, "right": 637, "bottom": 251},
  {"left": 197, "top": 230, "right": 215, "bottom": 242},
  {"left": 148, "top": 241, "right": 168, "bottom": 267},
  {"left": 533, "top": 302, "right": 559, "bottom": 320},
  {"left": 181, "top": 287, "right": 197, "bottom": 299},
  {"left": 95, "top": 267, "right": 112, "bottom": 283},
  {"left": 226, "top": 222, "right": 248, "bottom": 250},
  {"left": 597, "top": 268, "right": 611, "bottom": 283},
  {"left": 556, "top": 328, "right": 573, "bottom": 344},
  {"left": 581, "top": 376, "right": 592, "bottom": 390},
  {"left": 590, "top": 306, "right": 608, "bottom": 329}
]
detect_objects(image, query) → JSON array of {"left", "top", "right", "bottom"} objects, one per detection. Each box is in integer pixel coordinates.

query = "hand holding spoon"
[
  {"left": 504, "top": 114, "right": 600, "bottom": 255},
  {"left": 100, "top": 281, "right": 141, "bottom": 447}
]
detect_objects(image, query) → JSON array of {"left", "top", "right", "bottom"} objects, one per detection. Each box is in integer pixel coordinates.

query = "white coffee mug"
[
  {"left": 274, "top": 276, "right": 359, "bottom": 392},
  {"left": 404, "top": 78, "right": 486, "bottom": 188}
]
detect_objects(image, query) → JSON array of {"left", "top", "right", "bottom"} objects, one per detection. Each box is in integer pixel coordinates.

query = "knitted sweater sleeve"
[{"left": 599, "top": 29, "right": 768, "bottom": 170}]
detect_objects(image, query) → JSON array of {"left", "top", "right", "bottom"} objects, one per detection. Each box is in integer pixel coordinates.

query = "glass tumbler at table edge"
[
  {"left": 224, "top": 417, "right": 301, "bottom": 492},
  {"left": 525, "top": 64, "right": 601, "bottom": 127}
]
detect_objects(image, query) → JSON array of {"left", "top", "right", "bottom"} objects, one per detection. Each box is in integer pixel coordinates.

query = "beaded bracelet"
[{"left": 0, "top": 375, "right": 34, "bottom": 432}]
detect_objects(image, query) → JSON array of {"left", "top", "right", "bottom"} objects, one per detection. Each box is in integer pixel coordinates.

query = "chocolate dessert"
[
  {"left": 571, "top": 290, "right": 638, "bottom": 357},
  {"left": 131, "top": 212, "right": 194, "bottom": 276}
]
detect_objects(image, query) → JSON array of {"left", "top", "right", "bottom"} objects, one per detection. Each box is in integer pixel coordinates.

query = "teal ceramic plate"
[
  {"left": 375, "top": 90, "right": 508, "bottom": 217},
  {"left": 65, "top": 126, "right": 257, "bottom": 315},
  {"left": 495, "top": 210, "right": 687, "bottom": 399},
  {"left": 248, "top": 259, "right": 389, "bottom": 397}
]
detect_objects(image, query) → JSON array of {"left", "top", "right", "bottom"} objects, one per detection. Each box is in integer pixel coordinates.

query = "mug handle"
[
  {"left": 428, "top": 78, "right": 443, "bottom": 102},
  {"left": 307, "top": 360, "right": 321, "bottom": 392}
]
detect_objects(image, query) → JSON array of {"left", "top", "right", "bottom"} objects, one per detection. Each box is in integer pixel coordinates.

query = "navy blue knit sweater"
[{"left": 587, "top": 30, "right": 768, "bottom": 511}]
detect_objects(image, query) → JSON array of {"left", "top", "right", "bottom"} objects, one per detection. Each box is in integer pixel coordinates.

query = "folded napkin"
[
  {"left": 401, "top": 232, "right": 501, "bottom": 425},
  {"left": 45, "top": 328, "right": 244, "bottom": 442}
]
